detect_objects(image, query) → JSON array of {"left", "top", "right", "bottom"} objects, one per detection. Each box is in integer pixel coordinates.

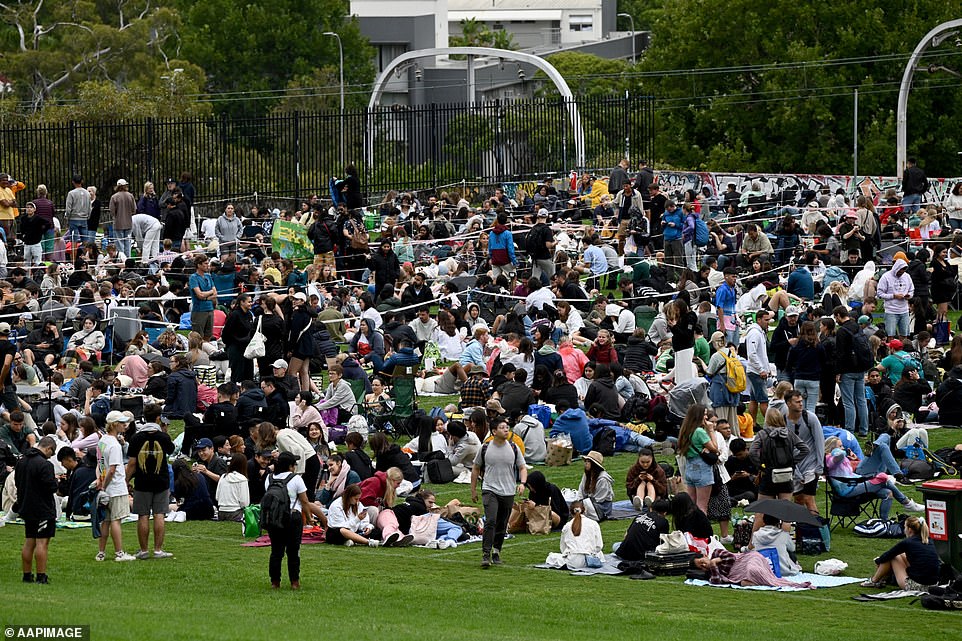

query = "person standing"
[
  {"left": 96, "top": 411, "right": 136, "bottom": 562},
  {"left": 661, "top": 200, "right": 684, "bottom": 279},
  {"left": 715, "top": 268, "right": 740, "bottom": 346},
  {"left": 471, "top": 419, "right": 527, "bottom": 569},
  {"left": 65, "top": 174, "right": 92, "bottom": 257},
  {"left": 125, "top": 404, "right": 175, "bottom": 560},
  {"left": 109, "top": 179, "right": 136, "bottom": 258},
  {"left": 833, "top": 305, "right": 871, "bottom": 436},
  {"left": 745, "top": 310, "right": 773, "bottom": 432},
  {"left": 215, "top": 203, "right": 244, "bottom": 263},
  {"left": 901, "top": 157, "right": 928, "bottom": 215},
  {"left": 608, "top": 159, "right": 630, "bottom": 196},
  {"left": 527, "top": 210, "right": 556, "bottom": 282},
  {"left": 131, "top": 213, "right": 163, "bottom": 266},
  {"left": 222, "top": 294, "right": 255, "bottom": 384},
  {"left": 190, "top": 254, "right": 217, "bottom": 342},
  {"left": 15, "top": 435, "right": 58, "bottom": 583},
  {"left": 782, "top": 390, "right": 824, "bottom": 517},
  {"left": 876, "top": 258, "right": 914, "bottom": 339}
]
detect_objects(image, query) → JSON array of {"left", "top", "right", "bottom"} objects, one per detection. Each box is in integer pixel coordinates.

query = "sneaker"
[
  {"left": 367, "top": 539, "right": 380, "bottom": 548},
  {"left": 135, "top": 550, "right": 151, "bottom": 561},
  {"left": 719, "top": 535, "right": 734, "bottom": 545},
  {"left": 344, "top": 540, "right": 355, "bottom": 547},
  {"left": 425, "top": 540, "right": 440, "bottom": 549},
  {"left": 860, "top": 579, "right": 887, "bottom": 588},
  {"left": 383, "top": 532, "right": 401, "bottom": 547},
  {"left": 115, "top": 551, "right": 136, "bottom": 562},
  {"left": 397, "top": 534, "right": 415, "bottom": 547},
  {"left": 22, "top": 573, "right": 34, "bottom": 583},
  {"left": 436, "top": 539, "right": 451, "bottom": 550},
  {"left": 34, "top": 574, "right": 48, "bottom": 585},
  {"left": 632, "top": 496, "right": 643, "bottom": 511},
  {"left": 643, "top": 496, "right": 654, "bottom": 509},
  {"left": 904, "top": 500, "right": 925, "bottom": 512},
  {"left": 492, "top": 553, "right": 502, "bottom": 565},
  {"left": 153, "top": 550, "right": 173, "bottom": 559},
  {"left": 481, "top": 556, "right": 491, "bottom": 569},
  {"left": 95, "top": 552, "right": 106, "bottom": 562}
]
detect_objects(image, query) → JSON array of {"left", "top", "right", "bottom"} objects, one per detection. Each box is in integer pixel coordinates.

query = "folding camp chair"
[
  {"left": 347, "top": 378, "right": 367, "bottom": 415},
  {"left": 824, "top": 476, "right": 882, "bottom": 531},
  {"left": 377, "top": 365, "right": 419, "bottom": 436}
]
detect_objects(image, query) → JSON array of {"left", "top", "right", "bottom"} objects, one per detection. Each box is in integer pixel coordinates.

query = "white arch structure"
[
  {"left": 366, "top": 46, "right": 586, "bottom": 173},
  {"left": 896, "top": 19, "right": 962, "bottom": 179}
]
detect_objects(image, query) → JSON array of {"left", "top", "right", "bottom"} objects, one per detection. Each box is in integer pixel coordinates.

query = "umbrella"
[{"left": 744, "top": 498, "right": 822, "bottom": 526}]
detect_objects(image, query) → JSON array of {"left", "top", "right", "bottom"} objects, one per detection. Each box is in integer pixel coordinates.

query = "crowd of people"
[{"left": 4, "top": 157, "right": 962, "bottom": 589}]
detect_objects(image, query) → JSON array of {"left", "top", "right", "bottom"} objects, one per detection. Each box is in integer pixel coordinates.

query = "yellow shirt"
[{"left": 0, "top": 181, "right": 25, "bottom": 220}]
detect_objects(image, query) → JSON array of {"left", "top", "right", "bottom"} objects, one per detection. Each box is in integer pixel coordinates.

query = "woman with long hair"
[
  {"left": 325, "top": 484, "right": 383, "bottom": 548},
  {"left": 666, "top": 297, "right": 698, "bottom": 383},
  {"left": 577, "top": 451, "right": 614, "bottom": 521},
  {"left": 669, "top": 491, "right": 713, "bottom": 538},
  {"left": 286, "top": 292, "right": 316, "bottom": 394},
  {"left": 257, "top": 294, "right": 287, "bottom": 379},
  {"left": 861, "top": 516, "right": 941, "bottom": 590},
  {"left": 215, "top": 453, "right": 250, "bottom": 522},
  {"left": 547, "top": 500, "right": 604, "bottom": 569},
  {"left": 677, "top": 403, "right": 719, "bottom": 514},
  {"left": 931, "top": 243, "right": 958, "bottom": 335},
  {"left": 253, "top": 421, "right": 322, "bottom": 502},
  {"left": 357, "top": 467, "right": 414, "bottom": 547},
  {"left": 170, "top": 459, "right": 214, "bottom": 521},
  {"left": 785, "top": 321, "right": 825, "bottom": 414},
  {"left": 940, "top": 334, "right": 962, "bottom": 370}
]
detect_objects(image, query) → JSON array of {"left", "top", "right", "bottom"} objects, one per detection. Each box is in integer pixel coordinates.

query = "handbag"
[
  {"left": 349, "top": 221, "right": 369, "bottom": 250},
  {"left": 699, "top": 449, "right": 719, "bottom": 465},
  {"left": 507, "top": 503, "right": 527, "bottom": 533},
  {"left": 409, "top": 513, "right": 440, "bottom": 546},
  {"left": 934, "top": 315, "right": 950, "bottom": 345},
  {"left": 243, "top": 316, "right": 266, "bottom": 360},
  {"left": 524, "top": 504, "right": 552, "bottom": 535},
  {"left": 654, "top": 530, "right": 689, "bottom": 555}
]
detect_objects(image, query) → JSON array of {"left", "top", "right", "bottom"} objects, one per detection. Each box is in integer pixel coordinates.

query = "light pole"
[
  {"left": 617, "top": 13, "right": 635, "bottom": 64},
  {"left": 323, "top": 31, "right": 345, "bottom": 169}
]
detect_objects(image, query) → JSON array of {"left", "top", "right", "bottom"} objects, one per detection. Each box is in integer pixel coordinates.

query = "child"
[
  {"left": 736, "top": 402, "right": 755, "bottom": 439},
  {"left": 750, "top": 514, "right": 801, "bottom": 576}
]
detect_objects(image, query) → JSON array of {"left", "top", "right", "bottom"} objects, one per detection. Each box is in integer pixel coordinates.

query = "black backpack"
[
  {"left": 846, "top": 325, "right": 874, "bottom": 371},
  {"left": 762, "top": 430, "right": 794, "bottom": 469},
  {"left": 425, "top": 458, "right": 456, "bottom": 484},
  {"left": 259, "top": 473, "right": 297, "bottom": 530},
  {"left": 525, "top": 225, "right": 546, "bottom": 257},
  {"left": 592, "top": 427, "right": 617, "bottom": 457}
]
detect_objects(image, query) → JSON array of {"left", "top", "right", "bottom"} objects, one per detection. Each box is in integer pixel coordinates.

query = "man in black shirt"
[
  {"left": 246, "top": 449, "right": 273, "bottom": 504},
  {"left": 192, "top": 437, "right": 228, "bottom": 503},
  {"left": 724, "top": 438, "right": 758, "bottom": 503},
  {"left": 260, "top": 378, "right": 290, "bottom": 429},
  {"left": 647, "top": 184, "right": 667, "bottom": 250},
  {"left": 202, "top": 383, "right": 239, "bottom": 437},
  {"left": 614, "top": 499, "right": 670, "bottom": 561},
  {"left": 496, "top": 368, "right": 535, "bottom": 416},
  {"left": 125, "top": 404, "right": 175, "bottom": 559}
]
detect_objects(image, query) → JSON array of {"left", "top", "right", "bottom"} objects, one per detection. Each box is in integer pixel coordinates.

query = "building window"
[{"left": 569, "top": 15, "right": 592, "bottom": 32}]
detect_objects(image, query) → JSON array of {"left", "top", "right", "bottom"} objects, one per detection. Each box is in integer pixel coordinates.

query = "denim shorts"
[
  {"left": 684, "top": 455, "right": 715, "bottom": 488},
  {"left": 748, "top": 372, "right": 769, "bottom": 402}
]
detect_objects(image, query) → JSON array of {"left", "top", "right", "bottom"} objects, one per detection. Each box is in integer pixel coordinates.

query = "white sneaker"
[
  {"left": 904, "top": 500, "right": 925, "bottom": 512},
  {"left": 115, "top": 551, "right": 136, "bottom": 562},
  {"left": 632, "top": 496, "right": 643, "bottom": 511},
  {"left": 153, "top": 550, "right": 173, "bottom": 559},
  {"left": 135, "top": 550, "right": 151, "bottom": 560},
  {"left": 367, "top": 539, "right": 380, "bottom": 548},
  {"left": 344, "top": 540, "right": 355, "bottom": 547},
  {"left": 95, "top": 551, "right": 106, "bottom": 562},
  {"left": 719, "top": 535, "right": 734, "bottom": 545},
  {"left": 425, "top": 540, "right": 440, "bottom": 549}
]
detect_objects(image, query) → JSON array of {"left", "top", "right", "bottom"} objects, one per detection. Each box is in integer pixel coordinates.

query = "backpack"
[
  {"left": 425, "top": 458, "right": 456, "bottom": 484},
  {"left": 259, "top": 473, "right": 297, "bottom": 530},
  {"left": 621, "top": 395, "right": 651, "bottom": 423},
  {"left": 432, "top": 220, "right": 452, "bottom": 240},
  {"left": 693, "top": 217, "right": 710, "bottom": 247},
  {"left": 592, "top": 427, "right": 617, "bottom": 457},
  {"left": 847, "top": 325, "right": 874, "bottom": 371},
  {"left": 762, "top": 429, "right": 794, "bottom": 470},
  {"left": 854, "top": 518, "right": 904, "bottom": 538},
  {"left": 721, "top": 347, "right": 746, "bottom": 393},
  {"left": 525, "top": 225, "right": 547, "bottom": 257},
  {"left": 920, "top": 589, "right": 962, "bottom": 611}
]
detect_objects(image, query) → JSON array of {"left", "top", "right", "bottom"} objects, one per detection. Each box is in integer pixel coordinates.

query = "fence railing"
[{"left": 0, "top": 95, "right": 654, "bottom": 212}]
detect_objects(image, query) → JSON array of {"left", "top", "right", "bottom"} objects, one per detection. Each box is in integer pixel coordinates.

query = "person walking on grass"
[
  {"left": 15, "top": 436, "right": 58, "bottom": 584},
  {"left": 471, "top": 419, "right": 527, "bottom": 569},
  {"left": 96, "top": 411, "right": 136, "bottom": 562},
  {"left": 125, "top": 404, "right": 175, "bottom": 560}
]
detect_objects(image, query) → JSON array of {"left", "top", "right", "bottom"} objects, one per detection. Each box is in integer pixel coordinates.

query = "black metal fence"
[{"left": 0, "top": 95, "right": 653, "bottom": 211}]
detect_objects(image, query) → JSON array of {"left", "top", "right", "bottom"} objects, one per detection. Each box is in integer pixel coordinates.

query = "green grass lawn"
[{"left": 3, "top": 415, "right": 961, "bottom": 639}]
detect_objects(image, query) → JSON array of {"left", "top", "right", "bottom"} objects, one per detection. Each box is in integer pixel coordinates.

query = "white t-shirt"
[
  {"left": 264, "top": 471, "right": 308, "bottom": 511},
  {"left": 97, "top": 434, "right": 127, "bottom": 498},
  {"left": 564, "top": 308, "right": 585, "bottom": 334}
]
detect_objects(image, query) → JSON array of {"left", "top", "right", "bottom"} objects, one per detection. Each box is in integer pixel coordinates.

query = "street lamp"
[
  {"left": 617, "top": 13, "right": 635, "bottom": 64},
  {"left": 323, "top": 31, "right": 345, "bottom": 169}
]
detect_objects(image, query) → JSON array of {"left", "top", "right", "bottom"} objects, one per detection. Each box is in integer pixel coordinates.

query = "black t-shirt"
[
  {"left": 677, "top": 509, "right": 713, "bottom": 539},
  {"left": 617, "top": 512, "right": 669, "bottom": 561},
  {"left": 203, "top": 402, "right": 238, "bottom": 436},
  {"left": 247, "top": 459, "right": 270, "bottom": 504},
  {"left": 127, "top": 428, "right": 174, "bottom": 493},
  {"left": 0, "top": 341, "right": 16, "bottom": 387},
  {"left": 725, "top": 455, "right": 758, "bottom": 497}
]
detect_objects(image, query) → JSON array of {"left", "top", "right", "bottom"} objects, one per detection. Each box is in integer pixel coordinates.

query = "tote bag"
[
  {"left": 243, "top": 316, "right": 266, "bottom": 360},
  {"left": 409, "top": 513, "right": 440, "bottom": 546}
]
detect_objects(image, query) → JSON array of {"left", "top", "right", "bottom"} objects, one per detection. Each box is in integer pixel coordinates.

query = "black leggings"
[
  {"left": 302, "top": 455, "right": 321, "bottom": 502},
  {"left": 268, "top": 510, "right": 302, "bottom": 583}
]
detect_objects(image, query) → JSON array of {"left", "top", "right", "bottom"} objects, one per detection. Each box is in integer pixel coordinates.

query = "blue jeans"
[
  {"left": 856, "top": 434, "right": 901, "bottom": 476},
  {"left": 794, "top": 378, "right": 820, "bottom": 414},
  {"left": 113, "top": 228, "right": 132, "bottom": 258},
  {"left": 885, "top": 312, "right": 910, "bottom": 337},
  {"left": 621, "top": 431, "right": 656, "bottom": 452},
  {"left": 830, "top": 479, "right": 898, "bottom": 519},
  {"left": 839, "top": 372, "right": 869, "bottom": 435},
  {"left": 725, "top": 328, "right": 740, "bottom": 348},
  {"left": 950, "top": 218, "right": 962, "bottom": 231},
  {"left": 901, "top": 193, "right": 922, "bottom": 214},
  {"left": 67, "top": 219, "right": 91, "bottom": 246}
]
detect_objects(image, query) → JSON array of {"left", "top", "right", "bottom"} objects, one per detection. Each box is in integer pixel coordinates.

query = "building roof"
[{"left": 448, "top": 0, "right": 601, "bottom": 11}]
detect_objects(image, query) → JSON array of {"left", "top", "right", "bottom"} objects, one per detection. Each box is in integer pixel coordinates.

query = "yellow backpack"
[{"left": 722, "top": 347, "right": 747, "bottom": 393}]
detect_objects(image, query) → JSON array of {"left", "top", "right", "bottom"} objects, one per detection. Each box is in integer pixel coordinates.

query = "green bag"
[{"left": 243, "top": 505, "right": 261, "bottom": 538}]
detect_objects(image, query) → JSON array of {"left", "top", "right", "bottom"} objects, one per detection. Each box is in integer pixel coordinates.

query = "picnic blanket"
[
  {"left": 609, "top": 500, "right": 641, "bottom": 521},
  {"left": 685, "top": 572, "right": 863, "bottom": 591},
  {"left": 534, "top": 554, "right": 627, "bottom": 576},
  {"left": 851, "top": 589, "right": 925, "bottom": 601}
]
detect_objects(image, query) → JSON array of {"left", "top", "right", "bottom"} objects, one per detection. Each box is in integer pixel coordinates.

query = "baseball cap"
[
  {"left": 785, "top": 306, "right": 801, "bottom": 317},
  {"left": 105, "top": 410, "right": 132, "bottom": 424},
  {"left": 192, "top": 438, "right": 214, "bottom": 450},
  {"left": 888, "top": 338, "right": 903, "bottom": 351},
  {"left": 858, "top": 315, "right": 870, "bottom": 325},
  {"left": 116, "top": 178, "right": 128, "bottom": 187},
  {"left": 293, "top": 292, "right": 307, "bottom": 302},
  {"left": 0, "top": 322, "right": 10, "bottom": 335},
  {"left": 271, "top": 359, "right": 289, "bottom": 370}
]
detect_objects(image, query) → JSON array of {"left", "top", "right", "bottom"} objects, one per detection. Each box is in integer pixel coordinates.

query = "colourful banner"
[{"left": 270, "top": 220, "right": 313, "bottom": 260}]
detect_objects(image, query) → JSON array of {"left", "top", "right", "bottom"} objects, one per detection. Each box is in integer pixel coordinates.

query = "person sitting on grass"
[
  {"left": 325, "top": 483, "right": 383, "bottom": 548},
  {"left": 625, "top": 448, "right": 668, "bottom": 511},
  {"left": 578, "top": 450, "right": 614, "bottom": 521},
  {"left": 215, "top": 453, "right": 250, "bottom": 522},
  {"left": 358, "top": 467, "right": 414, "bottom": 547},
  {"left": 694, "top": 548, "right": 813, "bottom": 588},
  {"left": 613, "top": 499, "right": 671, "bottom": 561},
  {"left": 861, "top": 516, "right": 942, "bottom": 590},
  {"left": 317, "top": 454, "right": 360, "bottom": 508},
  {"left": 545, "top": 500, "right": 604, "bottom": 569},
  {"left": 169, "top": 459, "right": 215, "bottom": 521},
  {"left": 522, "top": 470, "right": 569, "bottom": 530},
  {"left": 750, "top": 514, "right": 801, "bottom": 576}
]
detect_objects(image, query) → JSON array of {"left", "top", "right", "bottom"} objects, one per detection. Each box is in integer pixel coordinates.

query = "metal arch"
[
  {"left": 365, "top": 46, "right": 586, "bottom": 175},
  {"left": 896, "top": 19, "right": 962, "bottom": 179}
]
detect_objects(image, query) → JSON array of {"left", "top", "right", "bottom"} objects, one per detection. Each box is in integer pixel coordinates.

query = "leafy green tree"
[
  {"left": 449, "top": 18, "right": 516, "bottom": 51},
  {"left": 175, "top": 0, "right": 374, "bottom": 117}
]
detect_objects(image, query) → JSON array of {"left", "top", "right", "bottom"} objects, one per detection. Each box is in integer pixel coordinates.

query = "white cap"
[
  {"left": 105, "top": 410, "right": 132, "bottom": 424},
  {"left": 271, "top": 359, "right": 289, "bottom": 370},
  {"left": 785, "top": 306, "right": 801, "bottom": 317},
  {"left": 116, "top": 178, "right": 128, "bottom": 187}
]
